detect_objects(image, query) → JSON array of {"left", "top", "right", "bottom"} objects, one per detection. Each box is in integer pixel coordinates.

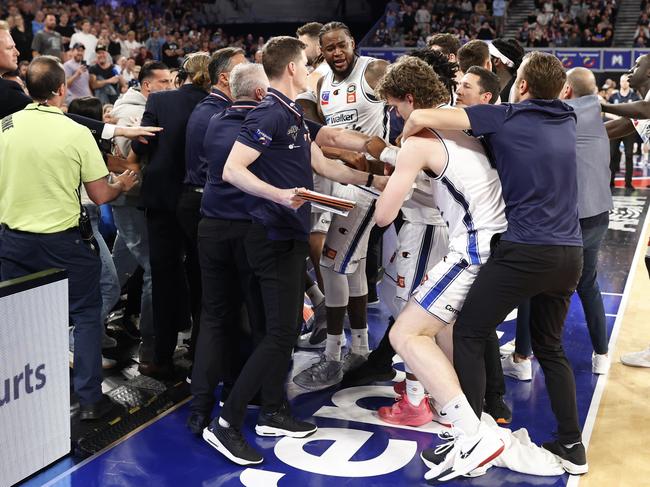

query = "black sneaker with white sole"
[
  {"left": 202, "top": 421, "right": 263, "bottom": 466},
  {"left": 542, "top": 440, "right": 588, "bottom": 475},
  {"left": 255, "top": 409, "right": 317, "bottom": 438}
]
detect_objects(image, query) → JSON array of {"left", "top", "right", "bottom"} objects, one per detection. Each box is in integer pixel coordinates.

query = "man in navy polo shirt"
[
  {"left": 187, "top": 62, "right": 269, "bottom": 436},
  {"left": 402, "top": 51, "right": 587, "bottom": 476},
  {"left": 178, "top": 47, "right": 247, "bottom": 363},
  {"left": 202, "top": 36, "right": 390, "bottom": 465}
]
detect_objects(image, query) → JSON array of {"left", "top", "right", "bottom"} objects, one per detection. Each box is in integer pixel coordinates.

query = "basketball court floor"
[{"left": 18, "top": 184, "right": 650, "bottom": 487}]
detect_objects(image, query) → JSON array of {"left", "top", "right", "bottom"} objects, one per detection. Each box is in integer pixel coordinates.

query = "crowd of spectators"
[
  {"left": 516, "top": 0, "right": 617, "bottom": 47},
  {"left": 1, "top": 0, "right": 268, "bottom": 109},
  {"left": 365, "top": 0, "right": 620, "bottom": 48},
  {"left": 635, "top": 2, "right": 650, "bottom": 47},
  {"left": 365, "top": 0, "right": 507, "bottom": 48}
]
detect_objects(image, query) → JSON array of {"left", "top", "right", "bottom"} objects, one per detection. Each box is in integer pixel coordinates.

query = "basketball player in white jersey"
[
  {"left": 374, "top": 57, "right": 506, "bottom": 482},
  {"left": 293, "top": 22, "right": 391, "bottom": 390}
]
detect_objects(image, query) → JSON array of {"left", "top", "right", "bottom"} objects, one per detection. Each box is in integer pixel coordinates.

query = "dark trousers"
[
  {"left": 453, "top": 239, "right": 583, "bottom": 444},
  {"left": 146, "top": 207, "right": 198, "bottom": 366},
  {"left": 366, "top": 224, "right": 387, "bottom": 295},
  {"left": 0, "top": 226, "right": 103, "bottom": 405},
  {"left": 610, "top": 134, "right": 636, "bottom": 186},
  {"left": 516, "top": 211, "right": 610, "bottom": 356},
  {"left": 176, "top": 189, "right": 203, "bottom": 360},
  {"left": 221, "top": 224, "right": 308, "bottom": 428},
  {"left": 191, "top": 218, "right": 265, "bottom": 414}
]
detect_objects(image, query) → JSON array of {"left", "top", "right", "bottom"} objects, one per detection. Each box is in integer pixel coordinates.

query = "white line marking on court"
[
  {"left": 41, "top": 396, "right": 192, "bottom": 487},
  {"left": 567, "top": 208, "right": 650, "bottom": 487},
  {"left": 605, "top": 313, "right": 617, "bottom": 317},
  {"left": 601, "top": 292, "right": 624, "bottom": 296}
]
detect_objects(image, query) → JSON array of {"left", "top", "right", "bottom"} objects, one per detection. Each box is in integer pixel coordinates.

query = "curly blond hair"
[{"left": 375, "top": 56, "right": 450, "bottom": 108}]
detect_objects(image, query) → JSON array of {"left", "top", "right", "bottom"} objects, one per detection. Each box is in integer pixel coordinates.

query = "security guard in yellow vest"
[{"left": 0, "top": 56, "right": 138, "bottom": 420}]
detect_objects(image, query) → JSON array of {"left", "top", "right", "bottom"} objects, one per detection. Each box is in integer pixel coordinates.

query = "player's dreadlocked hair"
[{"left": 408, "top": 48, "right": 459, "bottom": 105}]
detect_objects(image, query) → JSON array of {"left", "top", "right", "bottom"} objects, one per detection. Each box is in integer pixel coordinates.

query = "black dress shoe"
[
  {"left": 79, "top": 394, "right": 114, "bottom": 421},
  {"left": 138, "top": 362, "right": 175, "bottom": 380},
  {"left": 186, "top": 411, "right": 210, "bottom": 435}
]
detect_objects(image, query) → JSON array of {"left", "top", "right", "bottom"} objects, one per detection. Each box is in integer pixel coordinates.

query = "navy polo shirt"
[
  {"left": 464, "top": 99, "right": 582, "bottom": 246},
  {"left": 184, "top": 88, "right": 231, "bottom": 186},
  {"left": 237, "top": 88, "right": 317, "bottom": 241},
  {"left": 201, "top": 101, "right": 260, "bottom": 221}
]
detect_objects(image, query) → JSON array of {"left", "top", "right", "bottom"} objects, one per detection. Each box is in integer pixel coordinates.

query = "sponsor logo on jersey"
[
  {"left": 347, "top": 84, "right": 356, "bottom": 93},
  {"left": 333, "top": 89, "right": 340, "bottom": 96},
  {"left": 325, "top": 109, "right": 359, "bottom": 126},
  {"left": 338, "top": 227, "right": 349, "bottom": 235},
  {"left": 347, "top": 93, "right": 356, "bottom": 104},
  {"left": 321, "top": 91, "right": 330, "bottom": 105},
  {"left": 445, "top": 303, "right": 460, "bottom": 315},
  {"left": 254, "top": 129, "right": 272, "bottom": 146},
  {"left": 401, "top": 251, "right": 411, "bottom": 258},
  {"left": 397, "top": 275, "right": 405, "bottom": 288}
]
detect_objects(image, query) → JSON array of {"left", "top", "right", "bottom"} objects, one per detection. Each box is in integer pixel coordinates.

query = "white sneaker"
[
  {"left": 592, "top": 353, "right": 610, "bottom": 374},
  {"left": 620, "top": 346, "right": 650, "bottom": 368},
  {"left": 499, "top": 339, "right": 516, "bottom": 356},
  {"left": 501, "top": 353, "right": 532, "bottom": 381},
  {"left": 421, "top": 424, "right": 505, "bottom": 482}
]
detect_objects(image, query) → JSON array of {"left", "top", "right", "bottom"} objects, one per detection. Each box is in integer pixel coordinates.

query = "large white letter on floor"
[{"left": 274, "top": 427, "right": 416, "bottom": 477}]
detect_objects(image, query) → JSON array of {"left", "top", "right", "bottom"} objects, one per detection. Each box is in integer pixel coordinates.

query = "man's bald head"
[{"left": 565, "top": 67, "right": 597, "bottom": 98}]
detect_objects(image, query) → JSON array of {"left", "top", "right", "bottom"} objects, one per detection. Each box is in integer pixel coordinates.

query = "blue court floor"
[{"left": 21, "top": 189, "right": 649, "bottom": 487}]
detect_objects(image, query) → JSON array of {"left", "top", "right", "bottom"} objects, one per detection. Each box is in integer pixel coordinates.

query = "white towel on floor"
[{"left": 481, "top": 414, "right": 565, "bottom": 476}]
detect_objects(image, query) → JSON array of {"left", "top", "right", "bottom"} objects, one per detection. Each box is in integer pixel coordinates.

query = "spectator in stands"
[
  {"left": 135, "top": 46, "right": 154, "bottom": 66},
  {"left": 56, "top": 11, "right": 74, "bottom": 51},
  {"left": 415, "top": 3, "right": 432, "bottom": 34},
  {"left": 0, "top": 56, "right": 138, "bottom": 420},
  {"left": 162, "top": 31, "right": 183, "bottom": 68},
  {"left": 145, "top": 29, "right": 165, "bottom": 62},
  {"left": 70, "top": 19, "right": 98, "bottom": 64},
  {"left": 63, "top": 43, "right": 93, "bottom": 103},
  {"left": 31, "top": 13, "right": 62, "bottom": 60},
  {"left": 493, "top": 0, "right": 507, "bottom": 36},
  {"left": 123, "top": 30, "right": 142, "bottom": 58},
  {"left": 90, "top": 45, "right": 126, "bottom": 105},
  {"left": 477, "top": 21, "right": 496, "bottom": 40},
  {"left": 10, "top": 14, "right": 31, "bottom": 63}
]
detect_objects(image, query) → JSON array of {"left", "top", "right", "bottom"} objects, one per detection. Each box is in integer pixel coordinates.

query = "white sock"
[
  {"left": 351, "top": 328, "right": 369, "bottom": 356},
  {"left": 406, "top": 379, "right": 425, "bottom": 406},
  {"left": 218, "top": 417, "right": 230, "bottom": 428},
  {"left": 439, "top": 394, "right": 480, "bottom": 436},
  {"left": 306, "top": 284, "right": 325, "bottom": 308},
  {"left": 325, "top": 333, "right": 343, "bottom": 361}
]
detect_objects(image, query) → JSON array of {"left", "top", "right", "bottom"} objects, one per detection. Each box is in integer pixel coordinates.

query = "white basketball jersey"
[
  {"left": 401, "top": 173, "right": 446, "bottom": 226},
  {"left": 426, "top": 121, "right": 507, "bottom": 265},
  {"left": 320, "top": 56, "right": 388, "bottom": 139}
]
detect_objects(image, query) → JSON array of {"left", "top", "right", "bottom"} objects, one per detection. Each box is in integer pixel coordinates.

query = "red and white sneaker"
[{"left": 378, "top": 395, "right": 434, "bottom": 427}]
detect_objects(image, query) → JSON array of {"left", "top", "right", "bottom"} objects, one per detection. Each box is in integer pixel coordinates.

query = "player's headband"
[{"left": 488, "top": 43, "right": 515, "bottom": 68}]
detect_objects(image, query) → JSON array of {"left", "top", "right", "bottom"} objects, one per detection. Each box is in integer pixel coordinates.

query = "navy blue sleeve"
[
  {"left": 237, "top": 104, "right": 282, "bottom": 151},
  {"left": 132, "top": 94, "right": 159, "bottom": 155},
  {"left": 66, "top": 113, "right": 104, "bottom": 142},
  {"left": 305, "top": 119, "right": 323, "bottom": 140},
  {"left": 463, "top": 104, "right": 507, "bottom": 137}
]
